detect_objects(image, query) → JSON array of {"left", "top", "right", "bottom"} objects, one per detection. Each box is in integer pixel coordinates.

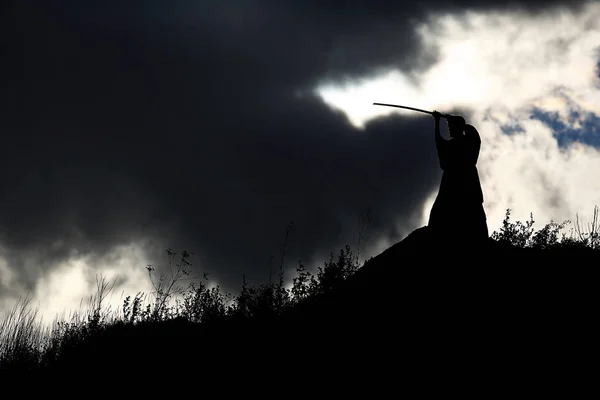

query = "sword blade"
[
  {"left": 373, "top": 103, "right": 453, "bottom": 120},
  {"left": 372, "top": 103, "right": 433, "bottom": 115}
]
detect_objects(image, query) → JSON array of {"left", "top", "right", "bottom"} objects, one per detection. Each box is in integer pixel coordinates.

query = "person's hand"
[{"left": 432, "top": 110, "right": 442, "bottom": 122}]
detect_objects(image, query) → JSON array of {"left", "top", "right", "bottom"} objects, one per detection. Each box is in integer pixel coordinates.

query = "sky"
[{"left": 1, "top": 0, "right": 599, "bottom": 323}]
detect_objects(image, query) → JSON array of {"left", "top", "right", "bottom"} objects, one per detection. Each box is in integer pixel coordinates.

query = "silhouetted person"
[{"left": 428, "top": 111, "right": 488, "bottom": 243}]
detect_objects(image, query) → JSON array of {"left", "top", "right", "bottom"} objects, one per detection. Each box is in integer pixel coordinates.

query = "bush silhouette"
[{"left": 491, "top": 206, "right": 599, "bottom": 249}]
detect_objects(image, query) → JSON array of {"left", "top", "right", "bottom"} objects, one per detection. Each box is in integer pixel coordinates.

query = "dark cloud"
[{"left": 0, "top": 0, "right": 589, "bottom": 296}]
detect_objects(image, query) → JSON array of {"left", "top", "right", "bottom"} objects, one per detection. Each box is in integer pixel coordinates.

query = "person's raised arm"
[
  {"left": 432, "top": 111, "right": 444, "bottom": 145},
  {"left": 432, "top": 111, "right": 447, "bottom": 170}
]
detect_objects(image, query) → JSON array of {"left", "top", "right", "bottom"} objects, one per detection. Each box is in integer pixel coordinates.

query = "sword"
[{"left": 373, "top": 103, "right": 451, "bottom": 119}]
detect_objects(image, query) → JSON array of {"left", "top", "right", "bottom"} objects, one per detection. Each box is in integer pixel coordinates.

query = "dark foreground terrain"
[{"left": 20, "top": 225, "right": 596, "bottom": 393}]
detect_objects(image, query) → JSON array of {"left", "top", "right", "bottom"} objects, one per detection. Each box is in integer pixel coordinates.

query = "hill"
[{"left": 19, "top": 224, "right": 596, "bottom": 392}]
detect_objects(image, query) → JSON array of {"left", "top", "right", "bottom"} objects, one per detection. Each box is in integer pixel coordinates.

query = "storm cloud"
[{"left": 0, "top": 0, "right": 589, "bottom": 300}]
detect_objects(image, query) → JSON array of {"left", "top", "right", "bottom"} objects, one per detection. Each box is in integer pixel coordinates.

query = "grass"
[{"left": 0, "top": 206, "right": 598, "bottom": 376}]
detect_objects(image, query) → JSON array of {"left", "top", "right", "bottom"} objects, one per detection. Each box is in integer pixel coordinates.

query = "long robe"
[{"left": 428, "top": 124, "right": 488, "bottom": 241}]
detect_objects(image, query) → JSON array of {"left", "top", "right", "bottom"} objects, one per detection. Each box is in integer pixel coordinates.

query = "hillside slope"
[
  {"left": 275, "top": 226, "right": 598, "bottom": 387},
  {"left": 40, "top": 226, "right": 599, "bottom": 390}
]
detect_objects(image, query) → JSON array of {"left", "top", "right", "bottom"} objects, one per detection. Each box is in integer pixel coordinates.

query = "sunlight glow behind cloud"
[
  {"left": 316, "top": 2, "right": 600, "bottom": 236},
  {"left": 0, "top": 242, "right": 155, "bottom": 326}
]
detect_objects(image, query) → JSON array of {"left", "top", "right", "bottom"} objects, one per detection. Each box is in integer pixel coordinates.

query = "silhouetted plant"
[
  {"left": 571, "top": 205, "right": 600, "bottom": 249},
  {"left": 179, "top": 279, "right": 231, "bottom": 324},
  {"left": 530, "top": 220, "right": 569, "bottom": 249},
  {"left": 490, "top": 207, "right": 599, "bottom": 249},
  {"left": 313, "top": 245, "right": 358, "bottom": 295},
  {"left": 290, "top": 245, "right": 357, "bottom": 300},
  {"left": 86, "top": 275, "right": 115, "bottom": 332},
  {"left": 231, "top": 278, "right": 291, "bottom": 319},
  {"left": 0, "top": 295, "right": 43, "bottom": 371},
  {"left": 146, "top": 248, "right": 195, "bottom": 322},
  {"left": 291, "top": 262, "right": 319, "bottom": 303},
  {"left": 231, "top": 222, "right": 296, "bottom": 319},
  {"left": 491, "top": 209, "right": 536, "bottom": 247},
  {"left": 122, "top": 292, "right": 149, "bottom": 324}
]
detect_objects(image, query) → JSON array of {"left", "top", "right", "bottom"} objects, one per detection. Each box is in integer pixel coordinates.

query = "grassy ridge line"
[{"left": 1, "top": 207, "right": 598, "bottom": 373}]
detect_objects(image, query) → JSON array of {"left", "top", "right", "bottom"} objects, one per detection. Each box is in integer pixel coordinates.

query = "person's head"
[{"left": 447, "top": 115, "right": 466, "bottom": 138}]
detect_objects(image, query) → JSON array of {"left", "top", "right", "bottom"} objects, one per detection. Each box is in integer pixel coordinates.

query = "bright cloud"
[
  {"left": 316, "top": 2, "right": 600, "bottom": 235},
  {"left": 0, "top": 242, "right": 156, "bottom": 327}
]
